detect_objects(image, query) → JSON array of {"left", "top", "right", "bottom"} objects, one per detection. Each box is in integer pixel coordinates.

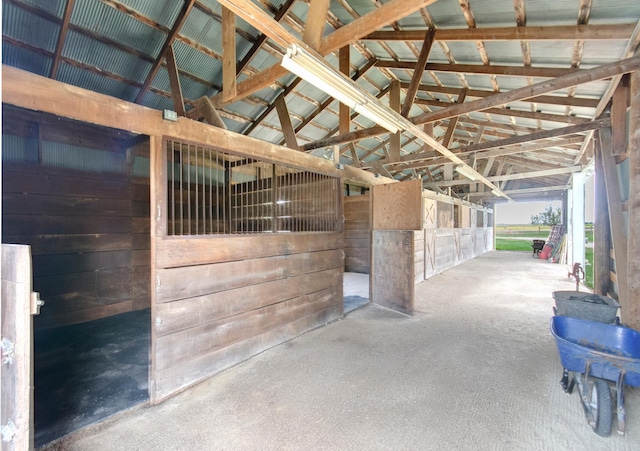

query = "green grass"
[
  {"left": 585, "top": 247, "right": 594, "bottom": 290},
  {"left": 495, "top": 238, "right": 534, "bottom": 251}
]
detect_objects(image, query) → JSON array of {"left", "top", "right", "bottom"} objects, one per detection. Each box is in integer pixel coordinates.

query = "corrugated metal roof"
[
  {"left": 3, "top": 0, "right": 640, "bottom": 200},
  {"left": 3, "top": 3, "right": 60, "bottom": 52},
  {"left": 72, "top": 0, "right": 165, "bottom": 58},
  {"left": 63, "top": 29, "right": 152, "bottom": 82},
  {"left": 2, "top": 40, "right": 52, "bottom": 77}
]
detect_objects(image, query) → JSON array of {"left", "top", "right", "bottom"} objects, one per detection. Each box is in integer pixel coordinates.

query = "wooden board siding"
[
  {"left": 152, "top": 233, "right": 343, "bottom": 401},
  {"left": 151, "top": 135, "right": 345, "bottom": 403},
  {"left": 372, "top": 180, "right": 422, "bottom": 230},
  {"left": 344, "top": 193, "right": 371, "bottom": 273},
  {"left": 371, "top": 230, "right": 414, "bottom": 314},
  {"left": 2, "top": 164, "right": 149, "bottom": 329},
  {"left": 414, "top": 230, "right": 425, "bottom": 284}
]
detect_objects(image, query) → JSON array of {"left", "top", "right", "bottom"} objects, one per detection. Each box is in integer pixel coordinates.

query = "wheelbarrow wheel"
[{"left": 590, "top": 379, "right": 613, "bottom": 437}]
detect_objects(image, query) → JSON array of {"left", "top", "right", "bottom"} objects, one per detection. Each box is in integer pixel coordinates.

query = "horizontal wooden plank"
[
  {"left": 156, "top": 285, "right": 341, "bottom": 371},
  {"left": 155, "top": 289, "right": 343, "bottom": 391},
  {"left": 35, "top": 300, "right": 138, "bottom": 330},
  {"left": 345, "top": 230, "right": 370, "bottom": 240},
  {"left": 156, "top": 232, "right": 343, "bottom": 268},
  {"left": 344, "top": 238, "right": 370, "bottom": 249},
  {"left": 3, "top": 234, "right": 132, "bottom": 255},
  {"left": 3, "top": 165, "right": 130, "bottom": 198},
  {"left": 157, "top": 249, "right": 343, "bottom": 302},
  {"left": 3, "top": 214, "right": 131, "bottom": 235},
  {"left": 3, "top": 193, "right": 131, "bottom": 216},
  {"left": 34, "top": 267, "right": 131, "bottom": 298},
  {"left": 345, "top": 257, "right": 369, "bottom": 274},
  {"left": 156, "top": 267, "right": 342, "bottom": 336},
  {"left": 344, "top": 209, "right": 369, "bottom": 221},
  {"left": 153, "top": 292, "right": 342, "bottom": 400},
  {"left": 132, "top": 249, "right": 150, "bottom": 267},
  {"left": 344, "top": 220, "right": 369, "bottom": 231},
  {"left": 32, "top": 250, "right": 131, "bottom": 276},
  {"left": 132, "top": 217, "right": 150, "bottom": 234},
  {"left": 132, "top": 233, "right": 150, "bottom": 250},
  {"left": 132, "top": 200, "right": 150, "bottom": 217},
  {"left": 132, "top": 266, "right": 150, "bottom": 298}
]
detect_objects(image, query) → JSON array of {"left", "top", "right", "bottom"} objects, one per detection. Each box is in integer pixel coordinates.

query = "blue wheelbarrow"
[{"left": 551, "top": 315, "right": 640, "bottom": 436}]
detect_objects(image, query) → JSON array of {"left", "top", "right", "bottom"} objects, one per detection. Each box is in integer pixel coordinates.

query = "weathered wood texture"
[
  {"left": 2, "top": 164, "right": 149, "bottom": 329},
  {"left": 1, "top": 244, "right": 35, "bottom": 451},
  {"left": 344, "top": 193, "right": 371, "bottom": 273},
  {"left": 627, "top": 71, "right": 639, "bottom": 331},
  {"left": 372, "top": 179, "right": 422, "bottom": 230},
  {"left": 152, "top": 233, "right": 344, "bottom": 401},
  {"left": 371, "top": 230, "right": 414, "bottom": 314}
]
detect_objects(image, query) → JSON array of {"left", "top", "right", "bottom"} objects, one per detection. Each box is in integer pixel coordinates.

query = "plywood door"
[{"left": 1, "top": 244, "right": 40, "bottom": 450}]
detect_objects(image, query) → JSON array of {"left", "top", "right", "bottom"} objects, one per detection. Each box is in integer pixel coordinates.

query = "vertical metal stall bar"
[
  {"left": 272, "top": 164, "right": 277, "bottom": 232},
  {"left": 187, "top": 144, "right": 192, "bottom": 235},
  {"left": 208, "top": 147, "right": 213, "bottom": 234},
  {"left": 194, "top": 146, "right": 199, "bottom": 235},
  {"left": 170, "top": 140, "right": 175, "bottom": 236},
  {"left": 179, "top": 143, "right": 184, "bottom": 235}
]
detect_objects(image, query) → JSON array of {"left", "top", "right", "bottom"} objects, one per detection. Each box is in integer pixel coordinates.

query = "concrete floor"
[{"left": 46, "top": 251, "right": 640, "bottom": 450}]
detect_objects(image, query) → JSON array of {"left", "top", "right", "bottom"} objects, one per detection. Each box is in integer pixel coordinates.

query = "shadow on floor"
[
  {"left": 344, "top": 295, "right": 368, "bottom": 314},
  {"left": 34, "top": 309, "right": 150, "bottom": 447}
]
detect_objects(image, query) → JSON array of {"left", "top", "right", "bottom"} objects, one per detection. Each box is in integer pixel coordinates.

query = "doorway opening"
[{"left": 2, "top": 106, "right": 152, "bottom": 446}]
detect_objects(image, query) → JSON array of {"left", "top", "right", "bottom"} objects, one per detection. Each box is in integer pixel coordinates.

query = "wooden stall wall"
[
  {"left": 423, "top": 193, "right": 493, "bottom": 281},
  {"left": 150, "top": 137, "right": 344, "bottom": 402},
  {"left": 344, "top": 193, "right": 371, "bottom": 273},
  {"left": 2, "top": 163, "right": 149, "bottom": 329}
]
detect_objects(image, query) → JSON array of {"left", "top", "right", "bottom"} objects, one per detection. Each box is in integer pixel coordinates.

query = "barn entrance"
[{"left": 1, "top": 106, "right": 152, "bottom": 446}]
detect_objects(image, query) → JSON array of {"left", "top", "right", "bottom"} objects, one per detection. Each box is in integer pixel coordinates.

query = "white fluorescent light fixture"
[
  {"left": 455, "top": 164, "right": 478, "bottom": 181},
  {"left": 491, "top": 188, "right": 501, "bottom": 196},
  {"left": 281, "top": 44, "right": 405, "bottom": 134}
]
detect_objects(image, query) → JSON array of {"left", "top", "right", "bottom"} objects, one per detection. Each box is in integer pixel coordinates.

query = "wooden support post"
[
  {"left": 594, "top": 141, "right": 611, "bottom": 296},
  {"left": 165, "top": 44, "right": 186, "bottom": 117},
  {"left": 348, "top": 143, "right": 361, "bottom": 168},
  {"left": 571, "top": 172, "right": 586, "bottom": 269},
  {"left": 303, "top": 0, "right": 330, "bottom": 50},
  {"left": 627, "top": 70, "right": 640, "bottom": 330},
  {"left": 222, "top": 6, "right": 237, "bottom": 102},
  {"left": 401, "top": 28, "right": 436, "bottom": 117},
  {"left": 599, "top": 128, "right": 628, "bottom": 318},
  {"left": 339, "top": 46, "right": 350, "bottom": 135},
  {"left": 389, "top": 80, "right": 401, "bottom": 162},
  {"left": 195, "top": 96, "right": 228, "bottom": 130},
  {"left": 274, "top": 96, "right": 299, "bottom": 150},
  {"left": 611, "top": 74, "right": 630, "bottom": 156}
]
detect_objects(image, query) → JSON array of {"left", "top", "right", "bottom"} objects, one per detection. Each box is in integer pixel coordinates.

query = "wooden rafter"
[
  {"left": 274, "top": 96, "right": 299, "bottom": 150},
  {"left": 362, "top": 24, "right": 636, "bottom": 41},
  {"left": 211, "top": 0, "right": 438, "bottom": 107},
  {"left": 134, "top": 0, "right": 195, "bottom": 104},
  {"left": 50, "top": 0, "right": 75, "bottom": 79},
  {"left": 222, "top": 6, "right": 237, "bottom": 102},
  {"left": 401, "top": 28, "right": 436, "bottom": 117},
  {"left": 303, "top": 0, "right": 331, "bottom": 50},
  {"left": 400, "top": 83, "right": 599, "bottom": 108},
  {"left": 377, "top": 61, "right": 578, "bottom": 78},
  {"left": 165, "top": 44, "right": 186, "bottom": 117}
]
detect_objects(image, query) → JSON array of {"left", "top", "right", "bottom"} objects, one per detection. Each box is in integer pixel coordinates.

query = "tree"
[{"left": 531, "top": 206, "right": 562, "bottom": 230}]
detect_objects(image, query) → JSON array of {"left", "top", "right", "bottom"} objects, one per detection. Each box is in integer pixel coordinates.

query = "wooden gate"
[{"left": 1, "top": 244, "right": 43, "bottom": 450}]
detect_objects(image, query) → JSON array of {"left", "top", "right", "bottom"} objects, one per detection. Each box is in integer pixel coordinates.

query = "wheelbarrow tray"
[
  {"left": 553, "top": 291, "right": 619, "bottom": 323},
  {"left": 551, "top": 316, "right": 640, "bottom": 386}
]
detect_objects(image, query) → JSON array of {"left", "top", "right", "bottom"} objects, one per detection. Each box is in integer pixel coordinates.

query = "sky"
[{"left": 495, "top": 176, "right": 595, "bottom": 224}]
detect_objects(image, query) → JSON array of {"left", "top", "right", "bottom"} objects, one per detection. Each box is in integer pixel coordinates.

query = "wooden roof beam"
[
  {"left": 378, "top": 61, "right": 577, "bottom": 78},
  {"left": 400, "top": 82, "right": 599, "bottom": 108},
  {"left": 363, "top": 24, "right": 636, "bottom": 42},
  {"left": 210, "top": 0, "right": 438, "bottom": 107},
  {"left": 303, "top": 55, "right": 640, "bottom": 151},
  {"left": 134, "top": 0, "right": 196, "bottom": 104},
  {"left": 401, "top": 28, "right": 436, "bottom": 117},
  {"left": 50, "top": 0, "right": 74, "bottom": 79},
  {"left": 423, "top": 165, "right": 581, "bottom": 187}
]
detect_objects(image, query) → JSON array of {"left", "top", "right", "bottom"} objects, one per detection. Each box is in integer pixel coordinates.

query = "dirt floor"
[{"left": 46, "top": 251, "right": 639, "bottom": 450}]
